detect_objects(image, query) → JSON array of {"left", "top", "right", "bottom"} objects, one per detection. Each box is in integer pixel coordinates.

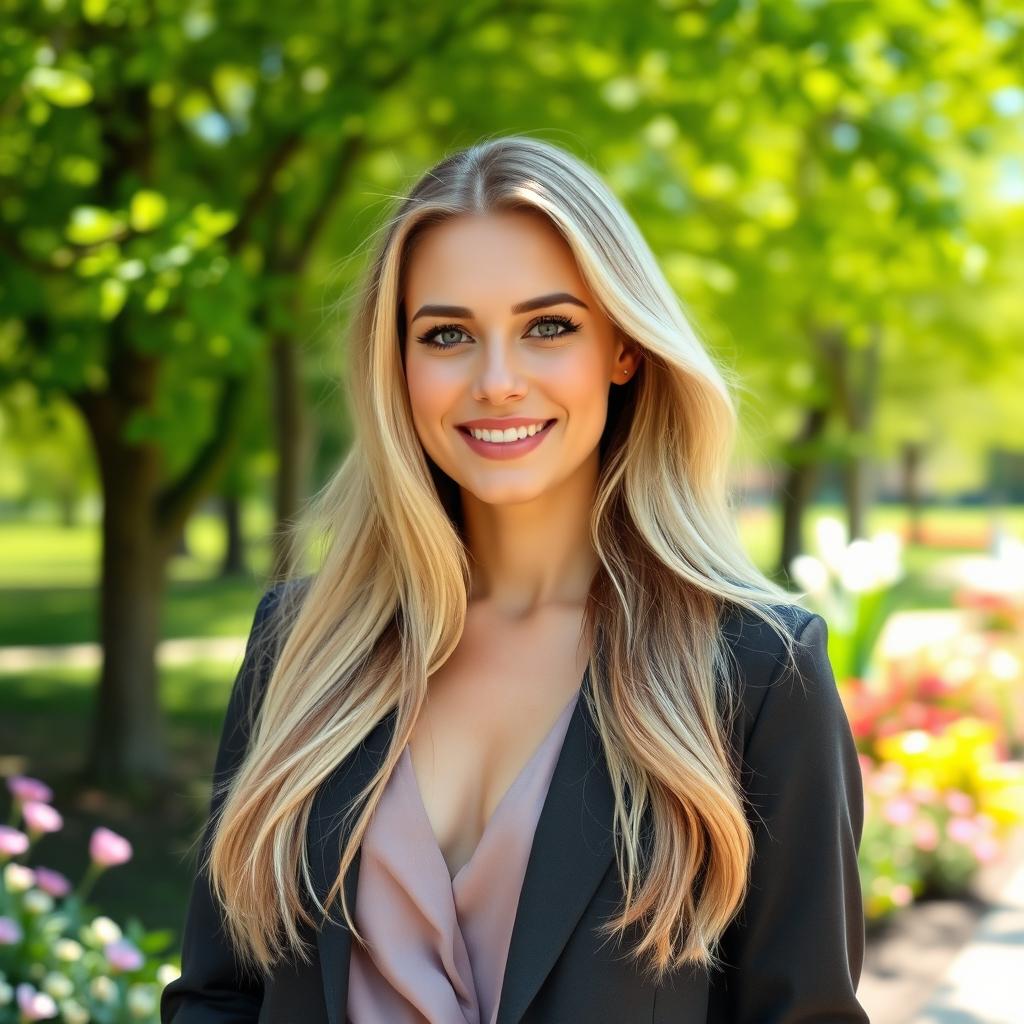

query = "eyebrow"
[{"left": 410, "top": 291, "right": 589, "bottom": 322}]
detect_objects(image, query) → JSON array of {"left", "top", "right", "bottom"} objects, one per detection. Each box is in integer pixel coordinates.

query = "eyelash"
[{"left": 415, "top": 314, "right": 582, "bottom": 350}]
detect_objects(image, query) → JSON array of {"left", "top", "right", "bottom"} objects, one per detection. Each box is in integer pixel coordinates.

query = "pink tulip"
[
  {"left": 916, "top": 675, "right": 951, "bottom": 699},
  {"left": 882, "top": 797, "right": 916, "bottom": 826},
  {"left": 89, "top": 826, "right": 133, "bottom": 867},
  {"left": 912, "top": 819, "right": 939, "bottom": 851},
  {"left": 21, "top": 801, "right": 63, "bottom": 836},
  {"left": 6, "top": 775, "right": 53, "bottom": 804},
  {"left": 972, "top": 836, "right": 1000, "bottom": 863},
  {"left": 0, "top": 915, "right": 23, "bottom": 944},
  {"left": 33, "top": 866, "right": 71, "bottom": 898},
  {"left": 907, "top": 783, "right": 940, "bottom": 804},
  {"left": 104, "top": 938, "right": 144, "bottom": 972},
  {"left": 15, "top": 983, "right": 58, "bottom": 1021},
  {"left": 946, "top": 816, "right": 979, "bottom": 844},
  {"left": 0, "top": 825, "right": 30, "bottom": 857},
  {"left": 976, "top": 813, "right": 997, "bottom": 834},
  {"left": 890, "top": 883, "right": 913, "bottom": 907},
  {"left": 944, "top": 790, "right": 975, "bottom": 816}
]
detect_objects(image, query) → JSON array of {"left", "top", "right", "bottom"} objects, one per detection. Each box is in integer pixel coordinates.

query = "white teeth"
[{"left": 468, "top": 421, "right": 549, "bottom": 443}]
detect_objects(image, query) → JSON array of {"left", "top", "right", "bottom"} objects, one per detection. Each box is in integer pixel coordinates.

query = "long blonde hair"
[{"left": 206, "top": 133, "right": 804, "bottom": 984}]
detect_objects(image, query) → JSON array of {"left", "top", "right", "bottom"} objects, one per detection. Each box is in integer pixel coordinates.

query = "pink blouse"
[{"left": 346, "top": 687, "right": 581, "bottom": 1024}]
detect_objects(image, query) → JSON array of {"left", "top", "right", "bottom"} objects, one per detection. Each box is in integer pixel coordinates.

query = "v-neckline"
[{"left": 402, "top": 681, "right": 584, "bottom": 887}]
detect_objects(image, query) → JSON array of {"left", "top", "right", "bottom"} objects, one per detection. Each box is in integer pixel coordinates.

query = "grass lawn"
[
  {"left": 1, "top": 659, "right": 244, "bottom": 934},
  {"left": 0, "top": 499, "right": 1020, "bottom": 937},
  {"left": 0, "top": 505, "right": 275, "bottom": 646}
]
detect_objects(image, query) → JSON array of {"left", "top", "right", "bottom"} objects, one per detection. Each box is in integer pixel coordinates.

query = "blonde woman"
[{"left": 162, "top": 135, "right": 867, "bottom": 1024}]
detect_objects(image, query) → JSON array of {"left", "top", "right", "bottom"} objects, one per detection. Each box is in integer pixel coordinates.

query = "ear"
[{"left": 612, "top": 327, "right": 642, "bottom": 383}]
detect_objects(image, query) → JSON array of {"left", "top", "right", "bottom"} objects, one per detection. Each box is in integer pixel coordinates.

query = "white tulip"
[
  {"left": 42, "top": 971, "right": 73, "bottom": 999},
  {"left": 814, "top": 516, "right": 848, "bottom": 573},
  {"left": 790, "top": 554, "right": 831, "bottom": 597},
  {"left": 89, "top": 974, "right": 118, "bottom": 1003},
  {"left": 54, "top": 938, "right": 83, "bottom": 962},
  {"left": 871, "top": 530, "right": 904, "bottom": 586},
  {"left": 839, "top": 538, "right": 881, "bottom": 593},
  {"left": 60, "top": 998, "right": 90, "bottom": 1024},
  {"left": 157, "top": 963, "right": 181, "bottom": 986},
  {"left": 90, "top": 916, "right": 122, "bottom": 945},
  {"left": 23, "top": 889, "right": 54, "bottom": 915},
  {"left": 127, "top": 983, "right": 157, "bottom": 1017},
  {"left": 3, "top": 863, "right": 35, "bottom": 893}
]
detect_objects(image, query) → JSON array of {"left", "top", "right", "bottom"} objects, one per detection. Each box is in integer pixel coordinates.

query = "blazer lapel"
[
  {"left": 495, "top": 664, "right": 617, "bottom": 1024},
  {"left": 307, "top": 705, "right": 397, "bottom": 1024},
  {"left": 305, "top": 663, "right": 617, "bottom": 1024}
]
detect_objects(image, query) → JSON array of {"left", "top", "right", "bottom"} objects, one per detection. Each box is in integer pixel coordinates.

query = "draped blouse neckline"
[{"left": 399, "top": 685, "right": 583, "bottom": 887}]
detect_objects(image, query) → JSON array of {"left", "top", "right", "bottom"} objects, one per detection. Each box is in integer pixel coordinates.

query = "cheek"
[
  {"left": 550, "top": 349, "right": 610, "bottom": 429},
  {"left": 405, "top": 353, "right": 458, "bottom": 428}
]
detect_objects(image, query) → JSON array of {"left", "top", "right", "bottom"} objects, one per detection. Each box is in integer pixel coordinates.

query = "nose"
[{"left": 471, "top": 337, "right": 527, "bottom": 404}]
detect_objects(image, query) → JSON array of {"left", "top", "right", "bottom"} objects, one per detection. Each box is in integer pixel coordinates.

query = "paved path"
[
  {"left": 0, "top": 635, "right": 247, "bottom": 672},
  {"left": 858, "top": 827, "right": 1024, "bottom": 1023},
  {"left": 913, "top": 844, "right": 1024, "bottom": 1023}
]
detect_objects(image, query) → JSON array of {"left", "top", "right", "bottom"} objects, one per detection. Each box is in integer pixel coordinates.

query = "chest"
[{"left": 406, "top": 607, "right": 590, "bottom": 878}]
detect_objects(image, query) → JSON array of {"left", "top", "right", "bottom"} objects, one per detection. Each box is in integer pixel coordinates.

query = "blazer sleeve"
[
  {"left": 160, "top": 582, "right": 288, "bottom": 1024},
  {"left": 708, "top": 610, "right": 869, "bottom": 1023}
]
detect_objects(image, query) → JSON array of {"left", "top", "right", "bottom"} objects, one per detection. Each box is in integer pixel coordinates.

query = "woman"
[{"left": 161, "top": 135, "right": 867, "bottom": 1024}]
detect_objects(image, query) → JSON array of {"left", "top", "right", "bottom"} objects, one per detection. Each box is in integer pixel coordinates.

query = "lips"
[
  {"left": 457, "top": 419, "right": 556, "bottom": 437},
  {"left": 456, "top": 418, "right": 558, "bottom": 459}
]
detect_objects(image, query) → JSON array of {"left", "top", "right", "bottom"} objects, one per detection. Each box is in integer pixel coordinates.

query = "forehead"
[{"left": 403, "top": 210, "right": 587, "bottom": 306}]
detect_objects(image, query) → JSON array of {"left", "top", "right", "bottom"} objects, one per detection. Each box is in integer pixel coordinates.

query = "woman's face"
[{"left": 402, "top": 210, "right": 639, "bottom": 506}]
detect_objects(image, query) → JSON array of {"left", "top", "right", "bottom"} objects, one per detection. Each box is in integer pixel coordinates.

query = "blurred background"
[{"left": 1, "top": 1, "right": 1023, "bottom": 1021}]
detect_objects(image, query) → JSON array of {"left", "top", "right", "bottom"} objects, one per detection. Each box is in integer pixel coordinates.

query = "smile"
[{"left": 456, "top": 419, "right": 557, "bottom": 460}]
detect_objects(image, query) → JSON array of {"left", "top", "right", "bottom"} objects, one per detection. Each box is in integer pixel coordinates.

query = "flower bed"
[
  {"left": 0, "top": 775, "right": 176, "bottom": 1023},
  {"left": 793, "top": 517, "right": 1024, "bottom": 925}
]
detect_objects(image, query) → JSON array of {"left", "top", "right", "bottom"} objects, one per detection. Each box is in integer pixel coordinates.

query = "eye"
[
  {"left": 415, "top": 314, "right": 582, "bottom": 351},
  {"left": 525, "top": 313, "right": 582, "bottom": 339},
  {"left": 415, "top": 323, "right": 471, "bottom": 350}
]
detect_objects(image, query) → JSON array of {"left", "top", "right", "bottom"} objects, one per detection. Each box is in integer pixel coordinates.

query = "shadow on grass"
[{"left": 0, "top": 576, "right": 267, "bottom": 648}]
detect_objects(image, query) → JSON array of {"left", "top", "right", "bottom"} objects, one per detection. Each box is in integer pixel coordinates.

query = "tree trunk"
[
  {"left": 778, "top": 405, "right": 829, "bottom": 579},
  {"left": 220, "top": 493, "right": 247, "bottom": 577},
  {"left": 173, "top": 524, "right": 190, "bottom": 558},
  {"left": 76, "top": 351, "right": 172, "bottom": 784},
  {"left": 843, "top": 458, "right": 871, "bottom": 542},
  {"left": 71, "top": 338, "right": 246, "bottom": 785},
  {"left": 269, "top": 331, "right": 311, "bottom": 582},
  {"left": 901, "top": 441, "right": 924, "bottom": 545},
  {"left": 91, "top": 461, "right": 172, "bottom": 783},
  {"left": 822, "top": 324, "right": 881, "bottom": 542}
]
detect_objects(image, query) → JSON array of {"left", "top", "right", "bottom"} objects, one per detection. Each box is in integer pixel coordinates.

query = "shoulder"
[
  {"left": 255, "top": 573, "right": 314, "bottom": 625},
  {"left": 248, "top": 574, "right": 314, "bottom": 653},
  {"left": 236, "top": 575, "right": 315, "bottom": 705},
  {"left": 718, "top": 600, "right": 829, "bottom": 753}
]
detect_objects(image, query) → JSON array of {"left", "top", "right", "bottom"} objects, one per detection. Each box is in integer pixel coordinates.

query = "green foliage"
[{"left": 0, "top": 0, "right": 1021, "bottom": 497}]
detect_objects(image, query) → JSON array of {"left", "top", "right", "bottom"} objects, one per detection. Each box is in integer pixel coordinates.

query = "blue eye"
[
  {"left": 416, "top": 324, "right": 471, "bottom": 349},
  {"left": 415, "top": 314, "right": 581, "bottom": 350}
]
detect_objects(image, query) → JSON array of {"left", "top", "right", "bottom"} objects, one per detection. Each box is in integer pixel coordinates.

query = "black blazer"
[{"left": 161, "top": 578, "right": 868, "bottom": 1024}]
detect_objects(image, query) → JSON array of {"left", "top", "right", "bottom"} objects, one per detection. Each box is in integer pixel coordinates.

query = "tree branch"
[
  {"left": 226, "top": 131, "right": 304, "bottom": 254},
  {"left": 282, "top": 133, "right": 366, "bottom": 274},
  {"left": 154, "top": 373, "right": 247, "bottom": 539}
]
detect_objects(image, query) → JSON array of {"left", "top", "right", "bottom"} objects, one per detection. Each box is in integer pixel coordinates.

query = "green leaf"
[
  {"left": 24, "top": 66, "right": 94, "bottom": 107},
  {"left": 99, "top": 278, "right": 128, "bottom": 320},
  {"left": 67, "top": 207, "right": 125, "bottom": 246},
  {"left": 130, "top": 191, "right": 168, "bottom": 232},
  {"left": 192, "top": 203, "right": 237, "bottom": 238}
]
